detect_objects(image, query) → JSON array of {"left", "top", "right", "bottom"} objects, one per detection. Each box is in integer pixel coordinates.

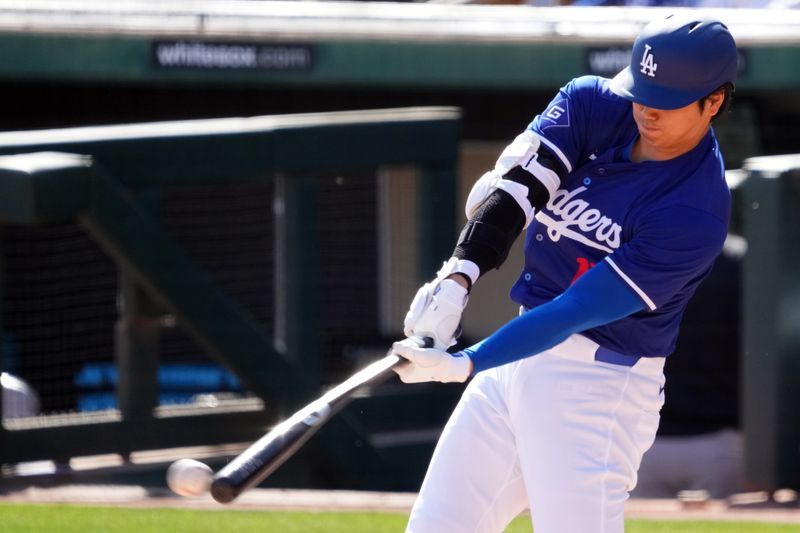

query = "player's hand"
[
  {"left": 404, "top": 274, "right": 469, "bottom": 350},
  {"left": 392, "top": 338, "right": 472, "bottom": 384}
]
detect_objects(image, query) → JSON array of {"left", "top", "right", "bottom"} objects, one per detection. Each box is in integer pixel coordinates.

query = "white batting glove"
[
  {"left": 403, "top": 259, "right": 471, "bottom": 350},
  {"left": 392, "top": 339, "right": 472, "bottom": 384}
]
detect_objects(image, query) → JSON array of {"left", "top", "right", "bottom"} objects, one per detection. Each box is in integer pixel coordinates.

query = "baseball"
[{"left": 166, "top": 458, "right": 213, "bottom": 497}]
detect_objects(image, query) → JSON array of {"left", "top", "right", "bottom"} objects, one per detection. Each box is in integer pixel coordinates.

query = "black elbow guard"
[{"left": 453, "top": 190, "right": 526, "bottom": 275}]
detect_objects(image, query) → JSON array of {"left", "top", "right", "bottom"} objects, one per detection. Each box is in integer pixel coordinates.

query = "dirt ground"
[{"left": 1, "top": 484, "right": 798, "bottom": 525}]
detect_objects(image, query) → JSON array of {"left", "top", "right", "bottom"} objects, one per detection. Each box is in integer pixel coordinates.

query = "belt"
[
  {"left": 594, "top": 346, "right": 641, "bottom": 367},
  {"left": 554, "top": 334, "right": 657, "bottom": 369},
  {"left": 525, "top": 326, "right": 652, "bottom": 369}
]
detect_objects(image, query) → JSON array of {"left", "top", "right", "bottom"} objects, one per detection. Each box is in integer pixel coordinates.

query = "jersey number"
[{"left": 570, "top": 257, "right": 596, "bottom": 285}]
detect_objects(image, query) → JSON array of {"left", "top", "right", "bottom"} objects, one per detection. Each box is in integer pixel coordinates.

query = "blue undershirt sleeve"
[{"left": 463, "top": 260, "right": 647, "bottom": 374}]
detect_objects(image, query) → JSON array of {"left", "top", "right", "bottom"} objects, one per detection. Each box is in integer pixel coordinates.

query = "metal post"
[
  {"left": 273, "top": 173, "right": 319, "bottom": 410},
  {"left": 417, "top": 161, "right": 457, "bottom": 279},
  {"left": 741, "top": 156, "right": 800, "bottom": 490},
  {"left": 115, "top": 272, "right": 161, "bottom": 430}
]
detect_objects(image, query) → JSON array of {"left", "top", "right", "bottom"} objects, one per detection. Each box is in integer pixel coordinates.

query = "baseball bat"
[{"left": 209, "top": 337, "right": 430, "bottom": 503}]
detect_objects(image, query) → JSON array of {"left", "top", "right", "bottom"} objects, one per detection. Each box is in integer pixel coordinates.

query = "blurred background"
[{"left": 0, "top": 0, "right": 797, "bottom": 506}]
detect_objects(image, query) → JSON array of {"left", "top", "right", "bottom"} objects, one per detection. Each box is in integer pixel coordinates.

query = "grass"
[{"left": 0, "top": 503, "right": 797, "bottom": 532}]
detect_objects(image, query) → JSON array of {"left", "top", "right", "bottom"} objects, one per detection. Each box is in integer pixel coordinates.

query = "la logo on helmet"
[{"left": 639, "top": 44, "right": 657, "bottom": 77}]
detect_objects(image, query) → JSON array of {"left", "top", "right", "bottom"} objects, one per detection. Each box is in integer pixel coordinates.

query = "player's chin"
[
  {"left": 638, "top": 129, "right": 668, "bottom": 149},
  {"left": 637, "top": 124, "right": 661, "bottom": 139}
]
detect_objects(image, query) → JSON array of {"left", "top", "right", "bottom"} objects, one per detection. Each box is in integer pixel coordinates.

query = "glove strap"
[{"left": 435, "top": 257, "right": 480, "bottom": 289}]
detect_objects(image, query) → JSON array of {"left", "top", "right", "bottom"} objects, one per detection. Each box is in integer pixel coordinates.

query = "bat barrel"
[
  {"left": 209, "top": 413, "right": 329, "bottom": 504},
  {"left": 206, "top": 350, "right": 409, "bottom": 504}
]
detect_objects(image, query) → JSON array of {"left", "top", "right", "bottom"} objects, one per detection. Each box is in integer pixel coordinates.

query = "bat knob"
[
  {"left": 210, "top": 476, "right": 237, "bottom": 504},
  {"left": 409, "top": 336, "right": 434, "bottom": 349}
]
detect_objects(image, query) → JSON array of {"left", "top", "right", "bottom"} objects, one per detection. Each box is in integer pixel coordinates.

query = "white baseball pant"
[{"left": 406, "top": 333, "right": 665, "bottom": 533}]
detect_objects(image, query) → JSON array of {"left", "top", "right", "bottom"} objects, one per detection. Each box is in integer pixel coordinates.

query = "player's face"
[{"left": 631, "top": 91, "right": 724, "bottom": 162}]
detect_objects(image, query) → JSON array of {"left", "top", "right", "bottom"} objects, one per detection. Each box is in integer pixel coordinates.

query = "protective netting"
[{"left": 1, "top": 170, "right": 409, "bottom": 418}]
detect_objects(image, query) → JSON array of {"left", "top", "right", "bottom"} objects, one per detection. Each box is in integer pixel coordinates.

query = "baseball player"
[{"left": 392, "top": 12, "right": 738, "bottom": 533}]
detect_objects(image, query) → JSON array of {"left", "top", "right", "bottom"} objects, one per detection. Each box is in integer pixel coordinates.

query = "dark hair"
[{"left": 699, "top": 83, "right": 735, "bottom": 122}]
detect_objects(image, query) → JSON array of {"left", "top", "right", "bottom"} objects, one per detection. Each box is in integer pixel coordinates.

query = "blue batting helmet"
[{"left": 609, "top": 13, "right": 738, "bottom": 110}]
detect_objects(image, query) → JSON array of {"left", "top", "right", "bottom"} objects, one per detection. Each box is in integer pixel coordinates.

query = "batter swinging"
[{"left": 392, "top": 12, "right": 739, "bottom": 533}]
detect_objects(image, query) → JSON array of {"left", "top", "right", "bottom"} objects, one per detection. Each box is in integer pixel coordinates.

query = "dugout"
[{"left": 0, "top": 109, "right": 461, "bottom": 491}]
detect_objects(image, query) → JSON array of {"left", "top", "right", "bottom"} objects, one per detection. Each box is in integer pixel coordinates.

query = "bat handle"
[
  {"left": 390, "top": 336, "right": 436, "bottom": 368},
  {"left": 414, "top": 336, "right": 435, "bottom": 349}
]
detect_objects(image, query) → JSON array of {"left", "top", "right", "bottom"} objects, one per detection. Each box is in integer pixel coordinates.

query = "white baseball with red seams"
[{"left": 166, "top": 458, "right": 213, "bottom": 497}]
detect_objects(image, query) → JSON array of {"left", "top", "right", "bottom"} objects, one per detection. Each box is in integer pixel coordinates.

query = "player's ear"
[
  {"left": 702, "top": 84, "right": 734, "bottom": 122},
  {"left": 704, "top": 90, "right": 726, "bottom": 118}
]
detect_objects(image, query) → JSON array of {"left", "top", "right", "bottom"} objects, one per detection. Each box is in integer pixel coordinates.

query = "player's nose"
[{"left": 638, "top": 105, "right": 660, "bottom": 120}]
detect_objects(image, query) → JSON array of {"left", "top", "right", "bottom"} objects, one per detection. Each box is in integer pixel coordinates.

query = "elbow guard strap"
[{"left": 503, "top": 166, "right": 552, "bottom": 212}]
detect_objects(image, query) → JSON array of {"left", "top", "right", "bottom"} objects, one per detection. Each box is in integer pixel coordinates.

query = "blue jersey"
[{"left": 509, "top": 75, "right": 730, "bottom": 357}]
